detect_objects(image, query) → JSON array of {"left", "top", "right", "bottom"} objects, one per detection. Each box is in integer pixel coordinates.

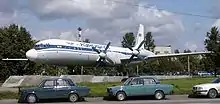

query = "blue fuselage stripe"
[{"left": 36, "top": 44, "right": 133, "bottom": 55}]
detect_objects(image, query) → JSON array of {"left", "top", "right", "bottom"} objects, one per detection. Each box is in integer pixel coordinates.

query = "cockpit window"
[{"left": 34, "top": 44, "right": 47, "bottom": 50}]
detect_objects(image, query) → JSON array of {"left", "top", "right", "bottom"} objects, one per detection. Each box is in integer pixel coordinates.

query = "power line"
[{"left": 109, "top": 0, "right": 219, "bottom": 20}]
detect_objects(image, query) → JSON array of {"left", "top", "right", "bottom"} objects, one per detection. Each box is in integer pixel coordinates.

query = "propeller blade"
[
  {"left": 92, "top": 47, "right": 100, "bottom": 54},
  {"left": 104, "top": 42, "right": 111, "bottom": 53},
  {"left": 96, "top": 57, "right": 102, "bottom": 62},
  {"left": 95, "top": 57, "right": 103, "bottom": 67},
  {"left": 106, "top": 57, "right": 115, "bottom": 65},
  {"left": 127, "top": 55, "right": 135, "bottom": 63},
  {"left": 137, "top": 40, "right": 145, "bottom": 50},
  {"left": 123, "top": 37, "right": 133, "bottom": 51},
  {"left": 125, "top": 44, "right": 133, "bottom": 51},
  {"left": 95, "top": 61, "right": 102, "bottom": 67},
  {"left": 123, "top": 37, "right": 128, "bottom": 44}
]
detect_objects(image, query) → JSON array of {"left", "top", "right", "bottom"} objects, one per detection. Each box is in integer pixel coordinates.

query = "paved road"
[{"left": 1, "top": 95, "right": 220, "bottom": 104}]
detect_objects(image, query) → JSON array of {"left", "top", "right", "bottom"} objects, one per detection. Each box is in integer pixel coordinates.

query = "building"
[{"left": 154, "top": 45, "right": 172, "bottom": 55}]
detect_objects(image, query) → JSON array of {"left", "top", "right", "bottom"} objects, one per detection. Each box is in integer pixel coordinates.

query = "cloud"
[
  {"left": 33, "top": 30, "right": 79, "bottom": 41},
  {"left": 26, "top": 0, "right": 184, "bottom": 46},
  {"left": 0, "top": 0, "right": 17, "bottom": 14},
  {"left": 184, "top": 42, "right": 198, "bottom": 51},
  {"left": 0, "top": 0, "right": 19, "bottom": 26},
  {"left": 0, "top": 0, "right": 184, "bottom": 47},
  {"left": 212, "top": 19, "right": 220, "bottom": 27},
  {"left": 194, "top": 22, "right": 201, "bottom": 32}
]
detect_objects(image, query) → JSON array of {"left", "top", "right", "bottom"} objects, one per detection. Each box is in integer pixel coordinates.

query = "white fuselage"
[{"left": 25, "top": 39, "right": 155, "bottom": 66}]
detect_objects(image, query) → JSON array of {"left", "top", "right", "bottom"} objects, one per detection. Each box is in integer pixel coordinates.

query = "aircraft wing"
[
  {"left": 147, "top": 51, "right": 211, "bottom": 58},
  {"left": 2, "top": 58, "right": 28, "bottom": 61}
]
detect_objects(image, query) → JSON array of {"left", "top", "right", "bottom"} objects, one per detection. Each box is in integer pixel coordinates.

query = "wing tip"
[{"left": 2, "top": 58, "right": 28, "bottom": 61}]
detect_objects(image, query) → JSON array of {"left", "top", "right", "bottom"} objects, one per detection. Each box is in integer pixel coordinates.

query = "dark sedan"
[{"left": 18, "top": 78, "right": 90, "bottom": 103}]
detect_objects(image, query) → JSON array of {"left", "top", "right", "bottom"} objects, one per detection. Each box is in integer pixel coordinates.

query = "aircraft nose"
[{"left": 26, "top": 49, "right": 38, "bottom": 61}]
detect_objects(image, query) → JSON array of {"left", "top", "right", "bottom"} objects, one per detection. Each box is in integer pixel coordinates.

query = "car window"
[
  {"left": 56, "top": 79, "right": 70, "bottom": 87},
  {"left": 130, "top": 78, "right": 144, "bottom": 85},
  {"left": 43, "top": 80, "right": 54, "bottom": 88},
  {"left": 212, "top": 78, "right": 220, "bottom": 83},
  {"left": 143, "top": 78, "right": 156, "bottom": 84},
  {"left": 124, "top": 78, "right": 132, "bottom": 85}
]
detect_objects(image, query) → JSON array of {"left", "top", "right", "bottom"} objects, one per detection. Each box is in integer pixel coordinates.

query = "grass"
[
  {"left": 78, "top": 82, "right": 121, "bottom": 97},
  {"left": 161, "top": 77, "right": 213, "bottom": 94},
  {"left": 0, "top": 77, "right": 216, "bottom": 99},
  {"left": 0, "top": 91, "right": 18, "bottom": 100}
]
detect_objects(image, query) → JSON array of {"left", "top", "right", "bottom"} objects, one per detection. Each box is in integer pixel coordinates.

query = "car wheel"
[
  {"left": 116, "top": 91, "right": 126, "bottom": 101},
  {"left": 26, "top": 94, "right": 37, "bottom": 103},
  {"left": 208, "top": 89, "right": 218, "bottom": 98},
  {"left": 69, "top": 93, "right": 79, "bottom": 102},
  {"left": 155, "top": 90, "right": 165, "bottom": 100}
]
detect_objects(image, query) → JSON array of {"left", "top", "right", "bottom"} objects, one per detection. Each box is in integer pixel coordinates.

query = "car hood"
[
  {"left": 194, "top": 83, "right": 217, "bottom": 87},
  {"left": 20, "top": 87, "right": 38, "bottom": 92},
  {"left": 108, "top": 85, "right": 123, "bottom": 90}
]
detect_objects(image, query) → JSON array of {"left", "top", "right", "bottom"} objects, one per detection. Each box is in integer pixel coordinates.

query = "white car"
[{"left": 191, "top": 78, "right": 220, "bottom": 98}]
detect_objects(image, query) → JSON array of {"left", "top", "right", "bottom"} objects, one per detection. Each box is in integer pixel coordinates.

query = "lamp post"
[{"left": 78, "top": 27, "right": 82, "bottom": 42}]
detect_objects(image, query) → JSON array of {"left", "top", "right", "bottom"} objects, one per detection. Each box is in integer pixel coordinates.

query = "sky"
[{"left": 0, "top": 0, "right": 220, "bottom": 52}]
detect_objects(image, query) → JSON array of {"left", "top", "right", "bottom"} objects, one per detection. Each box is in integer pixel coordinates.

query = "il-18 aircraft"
[{"left": 2, "top": 24, "right": 210, "bottom": 67}]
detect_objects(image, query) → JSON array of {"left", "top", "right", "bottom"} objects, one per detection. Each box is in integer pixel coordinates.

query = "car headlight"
[
  {"left": 193, "top": 86, "right": 203, "bottom": 90},
  {"left": 197, "top": 87, "right": 203, "bottom": 90}
]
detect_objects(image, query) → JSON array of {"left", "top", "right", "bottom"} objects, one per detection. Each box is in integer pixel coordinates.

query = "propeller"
[
  {"left": 92, "top": 42, "right": 114, "bottom": 67},
  {"left": 123, "top": 37, "right": 146, "bottom": 64}
]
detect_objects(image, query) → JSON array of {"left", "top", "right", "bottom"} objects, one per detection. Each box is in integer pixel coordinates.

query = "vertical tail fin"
[{"left": 134, "top": 24, "right": 145, "bottom": 49}]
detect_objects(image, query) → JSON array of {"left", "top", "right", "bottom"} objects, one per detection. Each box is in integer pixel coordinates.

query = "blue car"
[
  {"left": 18, "top": 78, "right": 90, "bottom": 103},
  {"left": 107, "top": 77, "right": 174, "bottom": 101}
]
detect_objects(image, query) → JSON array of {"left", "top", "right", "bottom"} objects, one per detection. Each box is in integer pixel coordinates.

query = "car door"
[
  {"left": 143, "top": 78, "right": 156, "bottom": 95},
  {"left": 55, "top": 79, "right": 73, "bottom": 98},
  {"left": 37, "top": 80, "right": 56, "bottom": 99},
  {"left": 124, "top": 78, "right": 146, "bottom": 96}
]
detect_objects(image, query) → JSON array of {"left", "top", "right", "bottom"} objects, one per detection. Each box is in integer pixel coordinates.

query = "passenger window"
[
  {"left": 143, "top": 78, "right": 156, "bottom": 84},
  {"left": 56, "top": 79, "right": 70, "bottom": 87},
  {"left": 130, "top": 78, "right": 143, "bottom": 85},
  {"left": 130, "top": 79, "right": 138, "bottom": 85},
  {"left": 43, "top": 80, "right": 54, "bottom": 88},
  {"left": 57, "top": 46, "right": 62, "bottom": 48}
]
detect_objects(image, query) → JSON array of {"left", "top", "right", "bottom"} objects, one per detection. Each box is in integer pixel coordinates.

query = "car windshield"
[
  {"left": 123, "top": 78, "right": 132, "bottom": 85},
  {"left": 212, "top": 78, "right": 220, "bottom": 83}
]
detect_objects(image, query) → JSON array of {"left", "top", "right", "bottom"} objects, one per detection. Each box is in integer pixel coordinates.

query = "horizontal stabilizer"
[{"left": 148, "top": 51, "right": 211, "bottom": 58}]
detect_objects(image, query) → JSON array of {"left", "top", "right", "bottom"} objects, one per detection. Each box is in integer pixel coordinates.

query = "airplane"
[{"left": 2, "top": 24, "right": 210, "bottom": 67}]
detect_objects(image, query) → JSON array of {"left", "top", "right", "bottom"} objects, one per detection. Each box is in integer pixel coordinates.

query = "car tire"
[
  {"left": 208, "top": 89, "right": 218, "bottom": 98},
  {"left": 116, "top": 91, "right": 126, "bottom": 101},
  {"left": 154, "top": 90, "right": 165, "bottom": 100},
  {"left": 26, "top": 94, "right": 37, "bottom": 103},
  {"left": 69, "top": 93, "right": 79, "bottom": 102}
]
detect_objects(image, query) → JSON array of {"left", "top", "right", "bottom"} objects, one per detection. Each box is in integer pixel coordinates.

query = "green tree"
[
  {"left": 0, "top": 24, "right": 35, "bottom": 80},
  {"left": 204, "top": 26, "right": 220, "bottom": 76},
  {"left": 144, "top": 32, "right": 155, "bottom": 52},
  {"left": 121, "top": 32, "right": 136, "bottom": 75},
  {"left": 175, "top": 49, "right": 202, "bottom": 75},
  {"left": 121, "top": 32, "right": 135, "bottom": 48}
]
